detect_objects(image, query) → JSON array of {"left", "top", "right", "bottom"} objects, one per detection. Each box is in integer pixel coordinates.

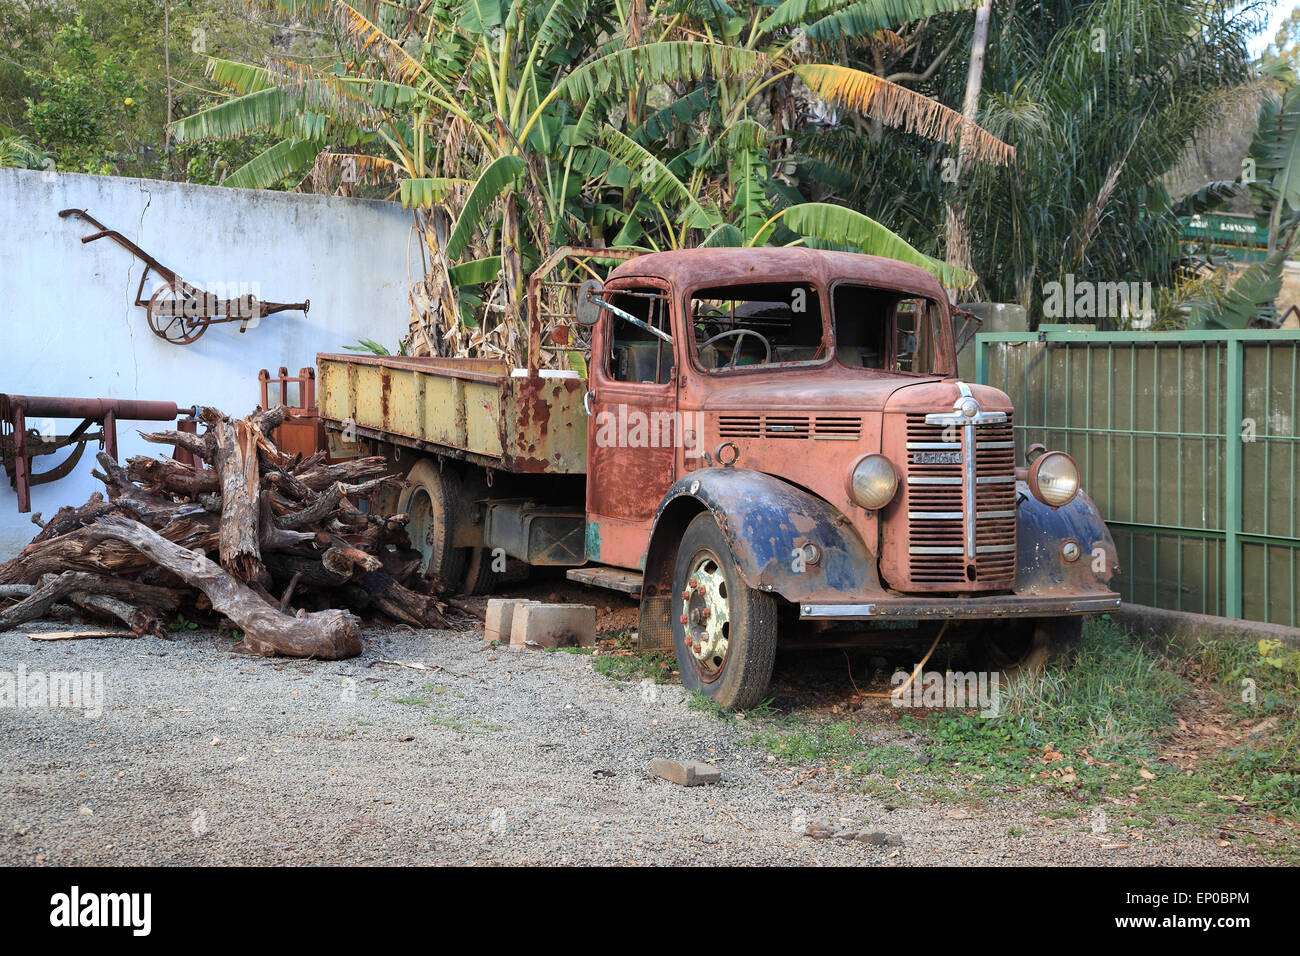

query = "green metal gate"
[{"left": 975, "top": 329, "right": 1300, "bottom": 626}]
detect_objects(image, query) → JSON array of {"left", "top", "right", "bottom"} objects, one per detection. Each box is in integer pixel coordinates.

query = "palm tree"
[{"left": 171, "top": 0, "right": 1012, "bottom": 359}]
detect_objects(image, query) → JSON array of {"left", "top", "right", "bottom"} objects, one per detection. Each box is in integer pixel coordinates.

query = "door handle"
[{"left": 583, "top": 390, "right": 594, "bottom": 416}]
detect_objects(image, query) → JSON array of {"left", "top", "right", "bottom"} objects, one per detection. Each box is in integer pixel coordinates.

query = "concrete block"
[
  {"left": 651, "top": 758, "right": 721, "bottom": 787},
  {"left": 510, "top": 603, "right": 597, "bottom": 648},
  {"left": 485, "top": 598, "right": 536, "bottom": 644}
]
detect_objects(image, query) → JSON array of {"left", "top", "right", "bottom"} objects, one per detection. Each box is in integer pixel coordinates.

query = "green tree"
[{"left": 170, "top": 0, "right": 1010, "bottom": 362}]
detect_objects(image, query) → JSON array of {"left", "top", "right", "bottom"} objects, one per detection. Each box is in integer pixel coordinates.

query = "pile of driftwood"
[{"left": 0, "top": 405, "right": 466, "bottom": 659}]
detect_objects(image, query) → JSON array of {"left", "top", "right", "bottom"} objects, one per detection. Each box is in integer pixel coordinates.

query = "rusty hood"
[{"left": 695, "top": 369, "right": 1009, "bottom": 414}]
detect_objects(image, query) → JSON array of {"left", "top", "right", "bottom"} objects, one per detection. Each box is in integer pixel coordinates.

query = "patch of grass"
[
  {"left": 1171, "top": 636, "right": 1300, "bottom": 821},
  {"left": 390, "top": 681, "right": 463, "bottom": 707},
  {"left": 426, "top": 711, "right": 504, "bottom": 734},
  {"left": 686, "top": 691, "right": 776, "bottom": 723},
  {"left": 908, "top": 618, "right": 1189, "bottom": 798},
  {"left": 593, "top": 651, "right": 675, "bottom": 684},
  {"left": 390, "top": 694, "right": 431, "bottom": 707},
  {"left": 742, "top": 617, "right": 1300, "bottom": 861}
]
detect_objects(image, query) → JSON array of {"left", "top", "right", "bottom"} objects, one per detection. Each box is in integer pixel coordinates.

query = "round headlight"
[
  {"left": 1029, "top": 451, "right": 1079, "bottom": 508},
  {"left": 849, "top": 454, "right": 898, "bottom": 510}
]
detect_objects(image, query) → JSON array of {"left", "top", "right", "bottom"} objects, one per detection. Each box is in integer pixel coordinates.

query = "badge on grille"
[{"left": 914, "top": 451, "right": 963, "bottom": 465}]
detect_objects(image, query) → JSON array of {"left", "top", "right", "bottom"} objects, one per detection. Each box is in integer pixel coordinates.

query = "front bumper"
[{"left": 798, "top": 591, "right": 1121, "bottom": 621}]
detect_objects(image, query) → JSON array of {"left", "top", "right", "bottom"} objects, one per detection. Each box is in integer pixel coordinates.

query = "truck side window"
[
  {"left": 690, "top": 281, "right": 826, "bottom": 372},
  {"left": 607, "top": 287, "right": 673, "bottom": 384},
  {"left": 831, "top": 284, "right": 890, "bottom": 368},
  {"left": 831, "top": 284, "right": 940, "bottom": 374}
]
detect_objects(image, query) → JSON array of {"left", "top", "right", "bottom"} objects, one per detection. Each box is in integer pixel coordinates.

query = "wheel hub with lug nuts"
[{"left": 680, "top": 551, "right": 730, "bottom": 679}]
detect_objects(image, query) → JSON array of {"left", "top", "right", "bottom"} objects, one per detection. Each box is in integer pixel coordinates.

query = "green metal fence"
[{"left": 975, "top": 328, "right": 1300, "bottom": 626}]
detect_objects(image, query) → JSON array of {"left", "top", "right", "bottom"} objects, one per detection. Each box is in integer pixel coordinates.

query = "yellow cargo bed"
[{"left": 316, "top": 353, "right": 588, "bottom": 474}]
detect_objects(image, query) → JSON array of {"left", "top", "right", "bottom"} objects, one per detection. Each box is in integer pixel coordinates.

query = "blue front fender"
[{"left": 641, "top": 468, "right": 883, "bottom": 606}]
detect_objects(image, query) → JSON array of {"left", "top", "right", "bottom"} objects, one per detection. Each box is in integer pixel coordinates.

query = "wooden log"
[
  {"left": 126, "top": 456, "right": 219, "bottom": 497},
  {"left": 208, "top": 414, "right": 264, "bottom": 583},
  {"left": 139, "top": 427, "right": 215, "bottom": 462},
  {"left": 274, "top": 476, "right": 393, "bottom": 530},
  {"left": 348, "top": 570, "right": 448, "bottom": 629},
  {"left": 263, "top": 552, "right": 352, "bottom": 590},
  {"left": 256, "top": 492, "right": 316, "bottom": 552},
  {"left": 31, "top": 494, "right": 116, "bottom": 542},
  {"left": 88, "top": 515, "right": 361, "bottom": 659},
  {"left": 294, "top": 457, "right": 390, "bottom": 492},
  {"left": 65, "top": 593, "right": 167, "bottom": 637},
  {"left": 0, "top": 570, "right": 181, "bottom": 630}
]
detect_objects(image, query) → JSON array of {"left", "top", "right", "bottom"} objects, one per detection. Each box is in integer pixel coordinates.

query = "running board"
[{"left": 566, "top": 566, "right": 643, "bottom": 597}]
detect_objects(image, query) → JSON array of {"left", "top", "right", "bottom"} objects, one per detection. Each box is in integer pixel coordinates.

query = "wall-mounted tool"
[
  {"left": 0, "top": 394, "right": 197, "bottom": 512},
  {"left": 58, "top": 208, "right": 310, "bottom": 345}
]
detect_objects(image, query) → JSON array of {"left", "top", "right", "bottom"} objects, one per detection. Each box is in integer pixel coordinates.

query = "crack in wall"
[{"left": 125, "top": 183, "right": 153, "bottom": 395}]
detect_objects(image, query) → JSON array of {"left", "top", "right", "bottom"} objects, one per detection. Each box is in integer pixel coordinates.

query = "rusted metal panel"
[
  {"left": 499, "top": 374, "right": 588, "bottom": 474},
  {"left": 258, "top": 367, "right": 323, "bottom": 459},
  {"left": 1014, "top": 486, "right": 1119, "bottom": 595},
  {"left": 317, "top": 353, "right": 588, "bottom": 474}
]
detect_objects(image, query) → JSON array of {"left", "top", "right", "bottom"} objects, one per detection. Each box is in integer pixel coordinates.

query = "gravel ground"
[{"left": 0, "top": 621, "right": 1270, "bottom": 866}]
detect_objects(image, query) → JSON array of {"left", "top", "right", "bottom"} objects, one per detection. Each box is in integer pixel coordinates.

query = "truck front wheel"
[{"left": 671, "top": 512, "right": 778, "bottom": 710}]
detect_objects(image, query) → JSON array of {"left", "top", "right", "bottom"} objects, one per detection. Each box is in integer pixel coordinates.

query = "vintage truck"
[{"left": 315, "top": 246, "right": 1120, "bottom": 708}]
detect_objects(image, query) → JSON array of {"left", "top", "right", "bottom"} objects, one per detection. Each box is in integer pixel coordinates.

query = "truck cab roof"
[{"left": 606, "top": 247, "right": 946, "bottom": 300}]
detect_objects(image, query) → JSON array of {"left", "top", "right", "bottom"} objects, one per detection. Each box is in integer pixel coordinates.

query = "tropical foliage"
[
  {"left": 0, "top": 1, "right": 314, "bottom": 181},
  {"left": 168, "top": 0, "right": 1016, "bottom": 362},
  {"left": 10, "top": 1, "right": 1278, "bottom": 341}
]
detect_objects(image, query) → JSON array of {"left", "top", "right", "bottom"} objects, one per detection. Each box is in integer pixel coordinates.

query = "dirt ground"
[{"left": 0, "top": 574, "right": 1287, "bottom": 866}]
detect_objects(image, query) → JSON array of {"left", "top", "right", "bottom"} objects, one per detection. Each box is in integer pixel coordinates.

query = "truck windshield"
[
  {"left": 690, "top": 281, "right": 828, "bottom": 373},
  {"left": 832, "top": 283, "right": 946, "bottom": 375}
]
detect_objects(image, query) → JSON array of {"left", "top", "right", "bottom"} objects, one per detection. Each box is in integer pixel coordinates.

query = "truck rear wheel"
[
  {"left": 461, "top": 546, "right": 502, "bottom": 595},
  {"left": 672, "top": 512, "right": 778, "bottom": 710},
  {"left": 398, "top": 460, "right": 467, "bottom": 589},
  {"left": 974, "top": 616, "right": 1083, "bottom": 677}
]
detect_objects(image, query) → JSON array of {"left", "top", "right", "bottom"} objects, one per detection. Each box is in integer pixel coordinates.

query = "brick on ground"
[
  {"left": 484, "top": 598, "right": 537, "bottom": 644},
  {"left": 509, "top": 603, "right": 597, "bottom": 648},
  {"left": 651, "top": 758, "right": 721, "bottom": 787}
]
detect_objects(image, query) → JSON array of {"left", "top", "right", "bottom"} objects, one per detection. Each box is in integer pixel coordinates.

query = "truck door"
[{"left": 585, "top": 280, "right": 677, "bottom": 570}]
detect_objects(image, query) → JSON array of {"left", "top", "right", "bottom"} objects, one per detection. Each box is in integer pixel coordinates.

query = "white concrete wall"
[{"left": 0, "top": 167, "right": 416, "bottom": 557}]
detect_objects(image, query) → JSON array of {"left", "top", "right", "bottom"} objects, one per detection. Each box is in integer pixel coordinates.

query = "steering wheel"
[{"left": 698, "top": 328, "right": 772, "bottom": 368}]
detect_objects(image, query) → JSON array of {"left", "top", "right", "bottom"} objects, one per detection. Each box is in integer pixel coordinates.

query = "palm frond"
[
  {"left": 555, "top": 42, "right": 761, "bottom": 102},
  {"left": 602, "top": 125, "right": 716, "bottom": 230},
  {"left": 225, "top": 138, "right": 324, "bottom": 189},
  {"left": 796, "top": 63, "right": 1014, "bottom": 166},
  {"left": 445, "top": 155, "right": 527, "bottom": 259},
  {"left": 779, "top": 202, "right": 977, "bottom": 289},
  {"left": 400, "top": 177, "right": 469, "bottom": 207}
]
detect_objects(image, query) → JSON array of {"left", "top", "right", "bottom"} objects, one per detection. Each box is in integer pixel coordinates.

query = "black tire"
[
  {"left": 671, "top": 512, "right": 778, "bottom": 710},
  {"left": 461, "top": 546, "right": 503, "bottom": 595},
  {"left": 397, "top": 460, "right": 468, "bottom": 589},
  {"left": 973, "top": 616, "right": 1083, "bottom": 677}
]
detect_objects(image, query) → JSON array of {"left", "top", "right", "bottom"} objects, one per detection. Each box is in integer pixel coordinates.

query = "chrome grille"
[{"left": 903, "top": 413, "right": 1016, "bottom": 585}]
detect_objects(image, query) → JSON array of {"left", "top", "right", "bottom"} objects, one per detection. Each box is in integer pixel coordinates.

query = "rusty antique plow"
[{"left": 59, "top": 208, "right": 309, "bottom": 345}]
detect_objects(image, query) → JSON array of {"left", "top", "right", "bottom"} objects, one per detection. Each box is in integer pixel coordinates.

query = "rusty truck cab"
[{"left": 580, "top": 247, "right": 1120, "bottom": 708}]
